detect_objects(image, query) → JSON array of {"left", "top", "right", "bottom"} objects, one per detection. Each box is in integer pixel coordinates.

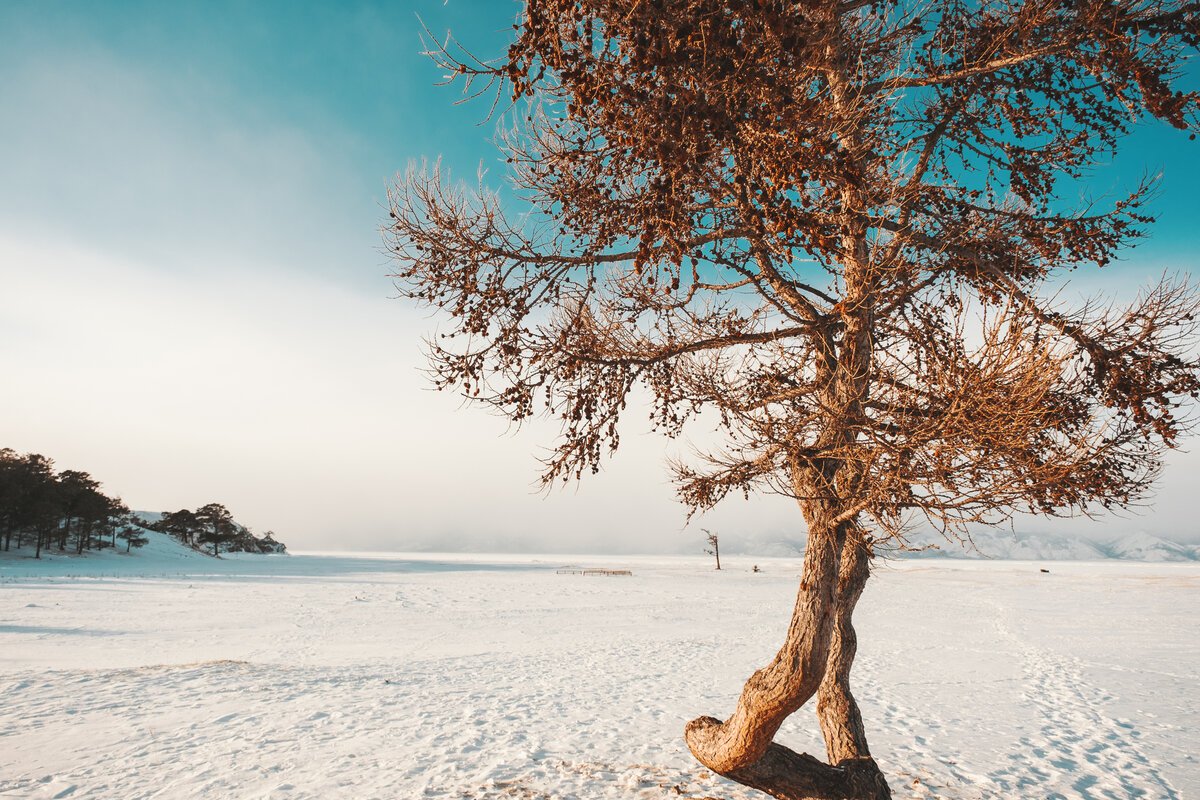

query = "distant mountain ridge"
[
  {"left": 723, "top": 529, "right": 1200, "bottom": 562},
  {"left": 893, "top": 530, "right": 1200, "bottom": 562}
]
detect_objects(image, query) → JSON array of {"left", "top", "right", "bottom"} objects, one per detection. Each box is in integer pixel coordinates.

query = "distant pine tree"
[
  {"left": 3, "top": 450, "right": 286, "bottom": 559},
  {"left": 155, "top": 508, "right": 201, "bottom": 547},
  {"left": 195, "top": 502, "right": 235, "bottom": 556},
  {"left": 117, "top": 523, "right": 148, "bottom": 552}
]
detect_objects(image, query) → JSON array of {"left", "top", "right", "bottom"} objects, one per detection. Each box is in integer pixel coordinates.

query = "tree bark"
[
  {"left": 815, "top": 529, "right": 891, "bottom": 798},
  {"left": 685, "top": 519, "right": 890, "bottom": 800},
  {"left": 715, "top": 743, "right": 894, "bottom": 800},
  {"left": 683, "top": 526, "right": 890, "bottom": 799},
  {"left": 685, "top": 523, "right": 841, "bottom": 774}
]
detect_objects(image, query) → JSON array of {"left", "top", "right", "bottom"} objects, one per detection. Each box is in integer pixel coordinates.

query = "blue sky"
[
  {"left": 0, "top": 0, "right": 515, "bottom": 285},
  {"left": 1, "top": 1, "right": 1197, "bottom": 550}
]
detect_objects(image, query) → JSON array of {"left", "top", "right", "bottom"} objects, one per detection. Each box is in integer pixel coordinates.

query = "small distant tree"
[
  {"left": 72, "top": 488, "right": 120, "bottom": 553},
  {"left": 56, "top": 470, "right": 100, "bottom": 552},
  {"left": 19, "top": 454, "right": 61, "bottom": 559},
  {"left": 0, "top": 449, "right": 21, "bottom": 551},
  {"left": 0, "top": 450, "right": 54, "bottom": 553},
  {"left": 195, "top": 502, "right": 235, "bottom": 556},
  {"left": 100, "top": 499, "right": 132, "bottom": 550},
  {"left": 259, "top": 530, "right": 286, "bottom": 553},
  {"left": 156, "top": 509, "right": 201, "bottom": 547},
  {"left": 390, "top": 3, "right": 1200, "bottom": 797},
  {"left": 117, "top": 523, "right": 148, "bottom": 553},
  {"left": 703, "top": 529, "right": 722, "bottom": 571}
]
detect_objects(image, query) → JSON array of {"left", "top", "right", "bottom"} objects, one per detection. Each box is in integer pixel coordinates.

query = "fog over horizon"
[{"left": 2, "top": 1, "right": 1198, "bottom": 552}]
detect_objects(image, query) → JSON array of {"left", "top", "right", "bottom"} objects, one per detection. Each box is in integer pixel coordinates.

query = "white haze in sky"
[{"left": 2, "top": 43, "right": 1197, "bottom": 552}]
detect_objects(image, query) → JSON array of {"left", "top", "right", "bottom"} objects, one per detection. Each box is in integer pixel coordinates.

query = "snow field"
[{"left": 2, "top": 553, "right": 1197, "bottom": 798}]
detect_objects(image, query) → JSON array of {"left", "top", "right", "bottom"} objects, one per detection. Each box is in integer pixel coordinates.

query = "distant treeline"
[
  {"left": 1, "top": 448, "right": 143, "bottom": 557},
  {"left": 1, "top": 448, "right": 284, "bottom": 558}
]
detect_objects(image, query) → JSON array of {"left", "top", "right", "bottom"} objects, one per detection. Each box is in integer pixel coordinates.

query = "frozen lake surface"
[{"left": 3, "top": 547, "right": 1197, "bottom": 799}]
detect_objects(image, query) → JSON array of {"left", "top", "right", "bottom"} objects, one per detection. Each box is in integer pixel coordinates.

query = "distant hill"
[
  {"left": 720, "top": 529, "right": 1200, "bottom": 562},
  {"left": 890, "top": 529, "right": 1200, "bottom": 562}
]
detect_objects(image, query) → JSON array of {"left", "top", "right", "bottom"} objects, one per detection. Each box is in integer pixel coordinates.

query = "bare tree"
[
  {"left": 704, "top": 528, "right": 722, "bottom": 570},
  {"left": 387, "top": 2, "right": 1200, "bottom": 797}
]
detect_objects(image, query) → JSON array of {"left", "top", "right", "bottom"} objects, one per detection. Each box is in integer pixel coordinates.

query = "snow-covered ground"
[{"left": 2, "top": 543, "right": 1197, "bottom": 799}]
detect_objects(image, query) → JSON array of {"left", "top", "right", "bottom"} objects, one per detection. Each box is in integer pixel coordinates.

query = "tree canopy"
[{"left": 391, "top": 0, "right": 1200, "bottom": 544}]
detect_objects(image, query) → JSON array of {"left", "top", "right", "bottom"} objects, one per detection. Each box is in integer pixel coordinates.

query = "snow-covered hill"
[
  {"left": 132, "top": 510, "right": 286, "bottom": 554},
  {"left": 0, "top": 529, "right": 221, "bottom": 578},
  {"left": 1, "top": 522, "right": 287, "bottom": 579}
]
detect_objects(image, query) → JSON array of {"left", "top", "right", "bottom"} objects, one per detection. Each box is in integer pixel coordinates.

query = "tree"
[
  {"left": 72, "top": 486, "right": 121, "bottom": 554},
  {"left": 704, "top": 529, "right": 722, "bottom": 571},
  {"left": 0, "top": 450, "right": 58, "bottom": 555},
  {"left": 55, "top": 470, "right": 100, "bottom": 552},
  {"left": 0, "top": 448, "right": 24, "bottom": 551},
  {"left": 387, "top": 3, "right": 1200, "bottom": 797},
  {"left": 21, "top": 454, "right": 61, "bottom": 560},
  {"left": 155, "top": 508, "right": 201, "bottom": 547},
  {"left": 29, "top": 470, "right": 62, "bottom": 560},
  {"left": 117, "top": 521, "right": 148, "bottom": 553},
  {"left": 195, "top": 502, "right": 235, "bottom": 556},
  {"left": 99, "top": 498, "right": 132, "bottom": 551}
]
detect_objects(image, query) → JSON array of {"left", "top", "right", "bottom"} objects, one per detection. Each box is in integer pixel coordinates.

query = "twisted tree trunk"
[
  {"left": 815, "top": 528, "right": 891, "bottom": 798},
  {"left": 685, "top": 524, "right": 840, "bottom": 773},
  {"left": 684, "top": 518, "right": 889, "bottom": 800}
]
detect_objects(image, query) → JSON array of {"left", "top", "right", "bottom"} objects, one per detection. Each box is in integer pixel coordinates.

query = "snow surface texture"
[{"left": 3, "top": 541, "right": 1197, "bottom": 799}]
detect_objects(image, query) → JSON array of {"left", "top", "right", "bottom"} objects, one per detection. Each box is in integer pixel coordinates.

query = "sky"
[{"left": 1, "top": 1, "right": 1198, "bottom": 552}]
